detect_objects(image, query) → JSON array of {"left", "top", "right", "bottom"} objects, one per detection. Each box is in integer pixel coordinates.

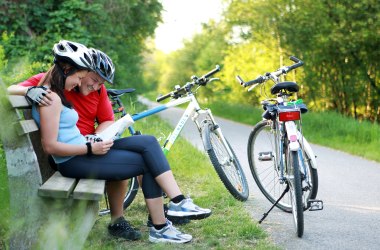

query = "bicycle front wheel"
[
  {"left": 288, "top": 150, "right": 304, "bottom": 237},
  {"left": 248, "top": 120, "right": 317, "bottom": 212},
  {"left": 202, "top": 121, "right": 249, "bottom": 201},
  {"left": 99, "top": 177, "right": 139, "bottom": 216}
]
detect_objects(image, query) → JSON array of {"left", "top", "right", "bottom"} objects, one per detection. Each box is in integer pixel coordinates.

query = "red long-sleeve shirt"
[{"left": 19, "top": 73, "right": 114, "bottom": 135}]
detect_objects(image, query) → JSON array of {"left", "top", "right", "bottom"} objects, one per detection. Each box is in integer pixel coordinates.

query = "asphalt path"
[{"left": 138, "top": 96, "right": 380, "bottom": 250}]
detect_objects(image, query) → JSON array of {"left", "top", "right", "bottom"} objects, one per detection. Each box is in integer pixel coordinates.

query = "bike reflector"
[{"left": 278, "top": 110, "right": 300, "bottom": 121}]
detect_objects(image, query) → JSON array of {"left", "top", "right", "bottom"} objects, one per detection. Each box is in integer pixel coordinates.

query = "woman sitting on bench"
[{"left": 31, "top": 40, "right": 210, "bottom": 244}]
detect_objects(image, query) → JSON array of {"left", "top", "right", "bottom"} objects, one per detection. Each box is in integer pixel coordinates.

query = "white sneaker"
[
  {"left": 167, "top": 197, "right": 212, "bottom": 219},
  {"left": 149, "top": 220, "right": 192, "bottom": 243}
]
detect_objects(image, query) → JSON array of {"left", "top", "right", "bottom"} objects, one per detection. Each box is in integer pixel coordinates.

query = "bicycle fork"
[{"left": 198, "top": 109, "right": 235, "bottom": 161}]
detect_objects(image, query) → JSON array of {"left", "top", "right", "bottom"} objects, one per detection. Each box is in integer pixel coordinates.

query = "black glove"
[{"left": 25, "top": 86, "right": 48, "bottom": 104}]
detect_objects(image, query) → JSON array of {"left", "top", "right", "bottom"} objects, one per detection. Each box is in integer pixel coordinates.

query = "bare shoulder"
[
  {"left": 49, "top": 92, "right": 61, "bottom": 102},
  {"left": 41, "top": 92, "right": 62, "bottom": 111}
]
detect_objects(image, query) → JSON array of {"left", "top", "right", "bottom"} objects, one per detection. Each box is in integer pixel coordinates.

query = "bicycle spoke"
[{"left": 210, "top": 132, "right": 243, "bottom": 188}]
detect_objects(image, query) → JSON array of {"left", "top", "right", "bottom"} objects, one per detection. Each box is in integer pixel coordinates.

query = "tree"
[
  {"left": 224, "top": 0, "right": 380, "bottom": 121},
  {"left": 152, "top": 21, "right": 229, "bottom": 101},
  {"left": 0, "top": 0, "right": 163, "bottom": 89}
]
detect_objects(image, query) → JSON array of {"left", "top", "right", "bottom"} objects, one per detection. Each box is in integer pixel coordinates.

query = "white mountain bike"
[
  {"left": 100, "top": 66, "right": 249, "bottom": 216},
  {"left": 237, "top": 56, "right": 323, "bottom": 237}
]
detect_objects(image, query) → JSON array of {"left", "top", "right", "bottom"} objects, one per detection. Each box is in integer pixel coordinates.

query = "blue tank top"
[{"left": 32, "top": 105, "right": 87, "bottom": 164}]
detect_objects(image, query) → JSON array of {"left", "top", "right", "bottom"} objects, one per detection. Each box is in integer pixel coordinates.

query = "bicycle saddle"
[
  {"left": 271, "top": 81, "right": 299, "bottom": 95},
  {"left": 107, "top": 88, "right": 135, "bottom": 97}
]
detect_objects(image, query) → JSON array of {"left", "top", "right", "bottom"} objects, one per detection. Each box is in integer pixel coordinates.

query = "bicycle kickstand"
[{"left": 258, "top": 183, "right": 290, "bottom": 224}]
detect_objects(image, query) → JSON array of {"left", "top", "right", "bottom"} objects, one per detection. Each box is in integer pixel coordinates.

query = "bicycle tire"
[
  {"left": 287, "top": 150, "right": 304, "bottom": 237},
  {"left": 202, "top": 121, "right": 249, "bottom": 201},
  {"left": 98, "top": 176, "right": 139, "bottom": 216},
  {"left": 248, "top": 120, "right": 318, "bottom": 212}
]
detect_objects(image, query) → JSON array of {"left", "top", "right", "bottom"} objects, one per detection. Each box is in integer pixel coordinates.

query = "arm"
[
  {"left": 40, "top": 93, "right": 87, "bottom": 156},
  {"left": 7, "top": 73, "right": 52, "bottom": 105},
  {"left": 7, "top": 85, "right": 28, "bottom": 95},
  {"left": 8, "top": 73, "right": 43, "bottom": 94},
  {"left": 40, "top": 93, "right": 113, "bottom": 156},
  {"left": 95, "top": 120, "right": 114, "bottom": 133},
  {"left": 94, "top": 85, "right": 115, "bottom": 133}
]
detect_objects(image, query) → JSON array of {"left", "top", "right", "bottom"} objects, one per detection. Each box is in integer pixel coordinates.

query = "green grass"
[
  {"left": 204, "top": 100, "right": 380, "bottom": 163},
  {"left": 1, "top": 65, "right": 272, "bottom": 249},
  {"left": 84, "top": 99, "right": 276, "bottom": 249},
  {"left": 302, "top": 111, "right": 380, "bottom": 162},
  {"left": 0, "top": 96, "right": 276, "bottom": 249}
]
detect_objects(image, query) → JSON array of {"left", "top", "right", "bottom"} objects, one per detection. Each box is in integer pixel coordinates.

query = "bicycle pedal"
[
  {"left": 308, "top": 199, "right": 323, "bottom": 211},
  {"left": 258, "top": 152, "right": 273, "bottom": 161}
]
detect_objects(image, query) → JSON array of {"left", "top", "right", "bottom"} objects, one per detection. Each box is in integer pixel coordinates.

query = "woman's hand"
[
  {"left": 26, "top": 86, "right": 53, "bottom": 106},
  {"left": 91, "top": 140, "right": 114, "bottom": 155}
]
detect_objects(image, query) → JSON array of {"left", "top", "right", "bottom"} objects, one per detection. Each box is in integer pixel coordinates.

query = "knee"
[{"left": 141, "top": 135, "right": 160, "bottom": 146}]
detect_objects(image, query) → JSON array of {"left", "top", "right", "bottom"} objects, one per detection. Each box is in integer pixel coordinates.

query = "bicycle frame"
[{"left": 128, "top": 93, "right": 234, "bottom": 157}]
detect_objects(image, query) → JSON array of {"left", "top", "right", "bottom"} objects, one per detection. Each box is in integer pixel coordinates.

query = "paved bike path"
[{"left": 138, "top": 96, "right": 380, "bottom": 250}]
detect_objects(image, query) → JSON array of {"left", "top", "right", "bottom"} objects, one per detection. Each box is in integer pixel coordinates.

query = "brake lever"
[
  {"left": 208, "top": 77, "right": 220, "bottom": 83},
  {"left": 247, "top": 83, "right": 260, "bottom": 92}
]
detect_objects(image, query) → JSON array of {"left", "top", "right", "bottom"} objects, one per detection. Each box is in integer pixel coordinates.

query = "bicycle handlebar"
[
  {"left": 156, "top": 65, "right": 221, "bottom": 102},
  {"left": 288, "top": 56, "right": 304, "bottom": 71},
  {"left": 156, "top": 92, "right": 172, "bottom": 102},
  {"left": 203, "top": 65, "right": 221, "bottom": 79},
  {"left": 237, "top": 56, "right": 304, "bottom": 88}
]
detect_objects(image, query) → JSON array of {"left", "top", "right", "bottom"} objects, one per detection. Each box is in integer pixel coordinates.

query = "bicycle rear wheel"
[
  {"left": 202, "top": 121, "right": 249, "bottom": 201},
  {"left": 98, "top": 177, "right": 139, "bottom": 216},
  {"left": 248, "top": 120, "right": 317, "bottom": 212},
  {"left": 288, "top": 150, "right": 304, "bottom": 237}
]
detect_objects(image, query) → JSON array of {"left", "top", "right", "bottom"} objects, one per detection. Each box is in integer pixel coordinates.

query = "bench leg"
[
  {"left": 7, "top": 197, "right": 99, "bottom": 250},
  {"left": 35, "top": 198, "right": 100, "bottom": 250}
]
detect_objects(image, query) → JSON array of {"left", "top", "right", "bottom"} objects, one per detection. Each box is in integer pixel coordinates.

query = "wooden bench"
[{"left": 1, "top": 94, "right": 105, "bottom": 249}]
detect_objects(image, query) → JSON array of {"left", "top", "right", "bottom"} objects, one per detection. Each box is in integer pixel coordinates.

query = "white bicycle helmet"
[
  {"left": 53, "top": 40, "right": 95, "bottom": 71},
  {"left": 89, "top": 48, "right": 115, "bottom": 84}
]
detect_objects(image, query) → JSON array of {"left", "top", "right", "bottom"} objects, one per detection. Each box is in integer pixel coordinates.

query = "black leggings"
[{"left": 58, "top": 135, "right": 170, "bottom": 199}]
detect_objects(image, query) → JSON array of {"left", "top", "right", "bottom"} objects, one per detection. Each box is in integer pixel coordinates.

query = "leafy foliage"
[
  {"left": 225, "top": 0, "right": 380, "bottom": 122},
  {"left": 145, "top": 0, "right": 379, "bottom": 123},
  {"left": 0, "top": 0, "right": 163, "bottom": 89},
  {"left": 150, "top": 21, "right": 229, "bottom": 101}
]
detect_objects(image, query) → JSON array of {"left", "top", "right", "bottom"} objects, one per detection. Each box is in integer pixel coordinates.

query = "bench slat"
[
  {"left": 38, "top": 172, "right": 77, "bottom": 198},
  {"left": 73, "top": 179, "right": 105, "bottom": 201},
  {"left": 8, "top": 95, "right": 31, "bottom": 108},
  {"left": 18, "top": 120, "right": 39, "bottom": 134}
]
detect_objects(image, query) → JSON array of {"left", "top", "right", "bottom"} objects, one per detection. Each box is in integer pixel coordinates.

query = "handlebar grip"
[
  {"left": 243, "top": 76, "right": 265, "bottom": 87},
  {"left": 236, "top": 75, "right": 244, "bottom": 85},
  {"left": 288, "top": 56, "right": 304, "bottom": 71},
  {"left": 289, "top": 56, "right": 301, "bottom": 63},
  {"left": 156, "top": 92, "right": 172, "bottom": 102},
  {"left": 203, "top": 65, "right": 221, "bottom": 79}
]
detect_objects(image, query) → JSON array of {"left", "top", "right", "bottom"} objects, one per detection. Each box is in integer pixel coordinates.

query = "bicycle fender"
[
  {"left": 285, "top": 121, "right": 300, "bottom": 151},
  {"left": 298, "top": 131, "right": 318, "bottom": 169}
]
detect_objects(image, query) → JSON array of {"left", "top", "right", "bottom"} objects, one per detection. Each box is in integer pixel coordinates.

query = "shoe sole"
[
  {"left": 166, "top": 216, "right": 191, "bottom": 225},
  {"left": 149, "top": 236, "right": 192, "bottom": 244},
  {"left": 166, "top": 211, "right": 212, "bottom": 220}
]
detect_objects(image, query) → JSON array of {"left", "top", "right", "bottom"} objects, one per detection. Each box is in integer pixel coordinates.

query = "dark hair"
[{"left": 38, "top": 63, "right": 77, "bottom": 108}]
